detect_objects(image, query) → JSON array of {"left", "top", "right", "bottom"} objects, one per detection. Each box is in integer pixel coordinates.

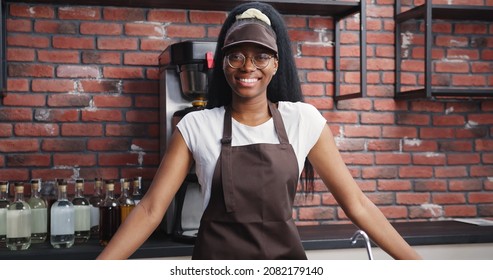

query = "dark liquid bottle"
[{"left": 99, "top": 180, "right": 120, "bottom": 246}]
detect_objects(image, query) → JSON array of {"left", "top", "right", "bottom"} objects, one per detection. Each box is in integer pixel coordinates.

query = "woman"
[{"left": 97, "top": 2, "right": 421, "bottom": 260}]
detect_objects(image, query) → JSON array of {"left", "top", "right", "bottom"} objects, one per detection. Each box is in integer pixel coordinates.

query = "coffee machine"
[{"left": 158, "top": 41, "right": 216, "bottom": 242}]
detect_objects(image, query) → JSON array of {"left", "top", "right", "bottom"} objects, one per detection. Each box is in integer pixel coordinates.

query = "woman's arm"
[
  {"left": 96, "top": 130, "right": 193, "bottom": 259},
  {"left": 307, "top": 125, "right": 422, "bottom": 260}
]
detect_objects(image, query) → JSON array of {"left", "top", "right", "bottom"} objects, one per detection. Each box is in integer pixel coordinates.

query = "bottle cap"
[
  {"left": 58, "top": 180, "right": 67, "bottom": 192},
  {"left": 76, "top": 179, "right": 84, "bottom": 189},
  {"left": 105, "top": 180, "right": 115, "bottom": 191},
  {"left": 0, "top": 184, "right": 7, "bottom": 192},
  {"left": 14, "top": 182, "right": 24, "bottom": 193},
  {"left": 30, "top": 179, "right": 41, "bottom": 190}
]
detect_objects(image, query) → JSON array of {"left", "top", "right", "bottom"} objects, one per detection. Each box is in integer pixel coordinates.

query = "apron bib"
[{"left": 192, "top": 101, "right": 306, "bottom": 260}]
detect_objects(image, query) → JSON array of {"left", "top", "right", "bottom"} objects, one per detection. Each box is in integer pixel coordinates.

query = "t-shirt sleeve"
[
  {"left": 175, "top": 113, "right": 197, "bottom": 154},
  {"left": 298, "top": 102, "right": 327, "bottom": 154}
]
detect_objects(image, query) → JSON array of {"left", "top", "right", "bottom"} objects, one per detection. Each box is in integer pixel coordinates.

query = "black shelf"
[
  {"left": 394, "top": 1, "right": 493, "bottom": 100},
  {"left": 1, "top": 0, "right": 366, "bottom": 101}
]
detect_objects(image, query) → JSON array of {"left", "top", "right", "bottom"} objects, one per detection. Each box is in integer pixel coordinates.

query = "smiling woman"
[{"left": 96, "top": 1, "right": 421, "bottom": 260}]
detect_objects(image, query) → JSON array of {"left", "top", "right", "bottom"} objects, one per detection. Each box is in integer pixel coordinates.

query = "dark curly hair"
[{"left": 206, "top": 2, "right": 315, "bottom": 193}]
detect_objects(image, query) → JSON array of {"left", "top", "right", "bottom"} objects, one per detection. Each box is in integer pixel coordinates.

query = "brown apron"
[{"left": 192, "top": 101, "right": 307, "bottom": 260}]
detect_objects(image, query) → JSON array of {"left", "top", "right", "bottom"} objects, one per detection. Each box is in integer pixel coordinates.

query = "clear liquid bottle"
[
  {"left": 6, "top": 182, "right": 32, "bottom": 250},
  {"left": 99, "top": 180, "right": 120, "bottom": 246},
  {"left": 89, "top": 178, "right": 103, "bottom": 239},
  {"left": 50, "top": 180, "right": 75, "bottom": 248},
  {"left": 0, "top": 181, "right": 10, "bottom": 245},
  {"left": 132, "top": 177, "right": 143, "bottom": 205},
  {"left": 118, "top": 178, "right": 135, "bottom": 223},
  {"left": 27, "top": 179, "right": 47, "bottom": 243},
  {"left": 72, "top": 179, "right": 90, "bottom": 243}
]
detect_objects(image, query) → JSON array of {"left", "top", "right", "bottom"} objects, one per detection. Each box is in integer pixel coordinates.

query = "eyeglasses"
[{"left": 225, "top": 52, "right": 275, "bottom": 70}]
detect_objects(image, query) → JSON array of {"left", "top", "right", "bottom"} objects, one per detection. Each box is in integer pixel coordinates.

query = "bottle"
[
  {"left": 50, "top": 180, "right": 75, "bottom": 248},
  {"left": 118, "top": 178, "right": 135, "bottom": 223},
  {"left": 6, "top": 182, "right": 32, "bottom": 250},
  {"left": 99, "top": 180, "right": 120, "bottom": 246},
  {"left": 132, "top": 177, "right": 143, "bottom": 205},
  {"left": 72, "top": 179, "right": 90, "bottom": 243},
  {"left": 0, "top": 181, "right": 10, "bottom": 245},
  {"left": 89, "top": 178, "right": 103, "bottom": 239},
  {"left": 27, "top": 179, "right": 48, "bottom": 243}
]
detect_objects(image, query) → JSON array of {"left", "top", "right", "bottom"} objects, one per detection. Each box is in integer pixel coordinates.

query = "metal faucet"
[{"left": 350, "top": 230, "right": 374, "bottom": 260}]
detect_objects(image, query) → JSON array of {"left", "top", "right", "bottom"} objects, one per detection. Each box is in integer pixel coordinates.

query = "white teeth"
[{"left": 239, "top": 78, "right": 257, "bottom": 83}]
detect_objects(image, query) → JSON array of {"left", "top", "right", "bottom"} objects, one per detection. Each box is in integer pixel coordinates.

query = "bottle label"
[
  {"left": 90, "top": 205, "right": 99, "bottom": 228},
  {"left": 74, "top": 205, "right": 91, "bottom": 231},
  {"left": 7, "top": 209, "right": 32, "bottom": 238},
  {"left": 31, "top": 208, "right": 47, "bottom": 234},
  {"left": 0, "top": 208, "right": 6, "bottom": 235},
  {"left": 51, "top": 207, "right": 75, "bottom": 235}
]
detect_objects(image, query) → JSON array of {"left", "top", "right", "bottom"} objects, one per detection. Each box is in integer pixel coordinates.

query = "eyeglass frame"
[{"left": 224, "top": 52, "right": 277, "bottom": 70}]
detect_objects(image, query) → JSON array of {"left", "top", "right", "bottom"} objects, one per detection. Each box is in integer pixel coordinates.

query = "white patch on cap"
[{"left": 236, "top": 8, "right": 271, "bottom": 26}]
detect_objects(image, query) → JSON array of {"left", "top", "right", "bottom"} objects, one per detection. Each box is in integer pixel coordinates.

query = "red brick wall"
[{"left": 1, "top": 1, "right": 492, "bottom": 224}]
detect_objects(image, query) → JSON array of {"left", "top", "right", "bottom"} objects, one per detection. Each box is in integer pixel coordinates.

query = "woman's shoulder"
[
  {"left": 278, "top": 101, "right": 321, "bottom": 117},
  {"left": 180, "top": 106, "right": 225, "bottom": 123}
]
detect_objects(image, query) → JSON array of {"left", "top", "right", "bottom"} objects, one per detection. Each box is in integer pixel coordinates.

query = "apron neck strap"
[{"left": 221, "top": 101, "right": 290, "bottom": 146}]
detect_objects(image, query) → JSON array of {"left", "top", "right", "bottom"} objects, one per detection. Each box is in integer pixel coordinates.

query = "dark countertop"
[{"left": 1, "top": 220, "right": 493, "bottom": 260}]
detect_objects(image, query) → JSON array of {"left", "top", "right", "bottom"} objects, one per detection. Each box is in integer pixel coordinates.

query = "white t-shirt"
[{"left": 176, "top": 101, "right": 327, "bottom": 210}]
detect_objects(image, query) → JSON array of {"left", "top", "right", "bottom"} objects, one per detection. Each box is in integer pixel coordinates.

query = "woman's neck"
[{"left": 230, "top": 98, "right": 271, "bottom": 126}]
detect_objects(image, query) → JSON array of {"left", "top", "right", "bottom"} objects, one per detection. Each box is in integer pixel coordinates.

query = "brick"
[
  {"left": 14, "top": 123, "right": 59, "bottom": 137},
  {"left": 340, "top": 153, "right": 373, "bottom": 165},
  {"left": 410, "top": 100, "right": 445, "bottom": 112},
  {"left": 82, "top": 110, "right": 122, "bottom": 122},
  {"left": 414, "top": 180, "right": 446, "bottom": 192},
  {"left": 435, "top": 166, "right": 468, "bottom": 178},
  {"left": 38, "top": 50, "right": 80, "bottom": 63},
  {"left": 93, "top": 95, "right": 132, "bottom": 108},
  {"left": 32, "top": 79, "right": 75, "bottom": 92},
  {"left": 469, "top": 114, "right": 493, "bottom": 125},
  {"left": 106, "top": 124, "right": 152, "bottom": 137},
  {"left": 306, "top": 71, "right": 333, "bottom": 83},
  {"left": 376, "top": 153, "right": 411, "bottom": 165},
  {"left": 131, "top": 139, "right": 159, "bottom": 152},
  {"left": 409, "top": 205, "right": 444, "bottom": 219},
  {"left": 7, "top": 34, "right": 50, "bottom": 48},
  {"left": 378, "top": 206, "right": 408, "bottom": 219},
  {"left": 301, "top": 45, "right": 333, "bottom": 57},
  {"left": 447, "top": 154, "right": 480, "bottom": 165},
  {"left": 402, "top": 139, "right": 438, "bottom": 152},
  {"left": 57, "top": 65, "right": 100, "bottom": 78},
  {"left": 436, "top": 35, "right": 468, "bottom": 47},
  {"left": 124, "top": 53, "right": 160, "bottom": 66},
  {"left": 377, "top": 179, "right": 412, "bottom": 191},
  {"left": 82, "top": 51, "right": 121, "bottom": 64},
  {"left": 58, "top": 6, "right": 101, "bottom": 20},
  {"left": 61, "top": 124, "right": 103, "bottom": 136},
  {"left": 433, "top": 115, "right": 465, "bottom": 126},
  {"left": 471, "top": 62, "right": 493, "bottom": 73},
  {"left": 382, "top": 126, "right": 417, "bottom": 138},
  {"left": 166, "top": 25, "right": 206, "bottom": 38},
  {"left": 449, "top": 179, "right": 482, "bottom": 191},
  {"left": 146, "top": 68, "right": 159, "bottom": 80},
  {"left": 361, "top": 112, "right": 395, "bottom": 124},
  {"left": 444, "top": 205, "right": 477, "bottom": 217},
  {"left": 344, "top": 125, "right": 380, "bottom": 138},
  {"left": 52, "top": 36, "right": 95, "bottom": 49},
  {"left": 478, "top": 205, "right": 493, "bottom": 217},
  {"left": 420, "top": 128, "right": 455, "bottom": 139},
  {"left": 140, "top": 39, "right": 174, "bottom": 51},
  {"left": 10, "top": 4, "right": 54, "bottom": 18},
  {"left": 455, "top": 23, "right": 488, "bottom": 34},
  {"left": 401, "top": 60, "right": 424, "bottom": 72},
  {"left": 6, "top": 154, "right": 51, "bottom": 167},
  {"left": 87, "top": 138, "right": 130, "bottom": 151},
  {"left": 8, "top": 64, "right": 54, "bottom": 78},
  {"left": 103, "top": 7, "right": 146, "bottom": 21},
  {"left": 34, "top": 109, "right": 79, "bottom": 122},
  {"left": 294, "top": 194, "right": 321, "bottom": 207},
  {"left": 41, "top": 139, "right": 86, "bottom": 152},
  {"left": 468, "top": 192, "right": 493, "bottom": 203},
  {"left": 471, "top": 166, "right": 493, "bottom": 177},
  {"left": 34, "top": 20, "right": 78, "bottom": 34},
  {"left": 47, "top": 94, "right": 90, "bottom": 107},
  {"left": 399, "top": 166, "right": 433, "bottom": 178},
  {"left": 0, "top": 124, "right": 12, "bottom": 137},
  {"left": 0, "top": 139, "right": 39, "bottom": 152},
  {"left": 6, "top": 79, "right": 29, "bottom": 92},
  {"left": 435, "top": 61, "right": 469, "bottom": 73},
  {"left": 374, "top": 99, "right": 408, "bottom": 111},
  {"left": 0, "top": 108, "right": 32, "bottom": 121},
  {"left": 295, "top": 57, "right": 326, "bottom": 70},
  {"left": 396, "top": 193, "right": 430, "bottom": 205},
  {"left": 362, "top": 167, "right": 398, "bottom": 179},
  {"left": 31, "top": 169, "right": 78, "bottom": 181},
  {"left": 411, "top": 153, "right": 445, "bottom": 165},
  {"left": 299, "top": 207, "right": 335, "bottom": 220},
  {"left": 6, "top": 18, "right": 32, "bottom": 32},
  {"left": 366, "top": 193, "right": 394, "bottom": 205},
  {"left": 147, "top": 10, "right": 187, "bottom": 23},
  {"left": 125, "top": 23, "right": 164, "bottom": 36},
  {"left": 367, "top": 139, "right": 400, "bottom": 151},
  {"left": 125, "top": 111, "right": 158, "bottom": 123},
  {"left": 452, "top": 75, "right": 487, "bottom": 87},
  {"left": 0, "top": 169, "right": 29, "bottom": 182},
  {"left": 99, "top": 153, "right": 141, "bottom": 166},
  {"left": 323, "top": 111, "right": 358, "bottom": 123},
  {"left": 484, "top": 153, "right": 493, "bottom": 164},
  {"left": 103, "top": 67, "right": 143, "bottom": 79},
  {"left": 53, "top": 154, "right": 96, "bottom": 167},
  {"left": 333, "top": 139, "right": 365, "bottom": 152},
  {"left": 397, "top": 113, "right": 430, "bottom": 125},
  {"left": 301, "top": 84, "right": 325, "bottom": 96},
  {"left": 438, "top": 141, "right": 473, "bottom": 152},
  {"left": 3, "top": 93, "right": 46, "bottom": 107},
  {"left": 79, "top": 80, "right": 120, "bottom": 93},
  {"left": 432, "top": 193, "right": 466, "bottom": 204},
  {"left": 7, "top": 48, "right": 35, "bottom": 62}
]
